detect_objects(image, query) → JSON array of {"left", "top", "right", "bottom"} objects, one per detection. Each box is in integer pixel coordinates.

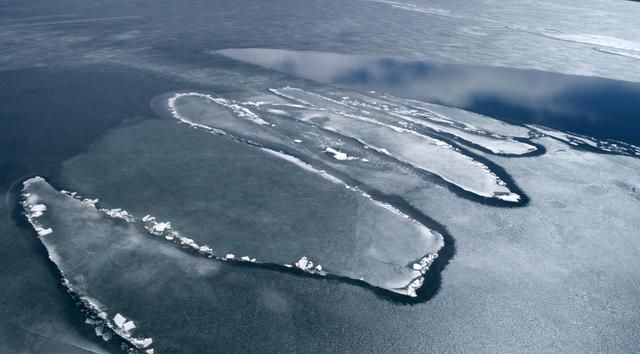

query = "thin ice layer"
[{"left": 60, "top": 119, "right": 444, "bottom": 295}]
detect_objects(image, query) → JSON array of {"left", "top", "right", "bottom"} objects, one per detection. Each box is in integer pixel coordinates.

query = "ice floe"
[{"left": 21, "top": 179, "right": 159, "bottom": 353}]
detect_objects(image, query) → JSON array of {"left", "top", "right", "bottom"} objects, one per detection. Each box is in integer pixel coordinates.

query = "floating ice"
[
  {"left": 113, "top": 314, "right": 126, "bottom": 328},
  {"left": 164, "top": 89, "right": 524, "bottom": 202},
  {"left": 324, "top": 147, "right": 358, "bottom": 161}
]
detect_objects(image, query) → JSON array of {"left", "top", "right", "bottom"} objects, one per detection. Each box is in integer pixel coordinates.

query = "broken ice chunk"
[
  {"left": 102, "top": 208, "right": 135, "bottom": 222},
  {"left": 37, "top": 227, "right": 53, "bottom": 236},
  {"left": 133, "top": 337, "right": 153, "bottom": 348},
  {"left": 29, "top": 204, "right": 47, "bottom": 218},
  {"left": 102, "top": 331, "right": 113, "bottom": 341},
  {"left": 324, "top": 147, "right": 357, "bottom": 161},
  {"left": 198, "top": 245, "right": 213, "bottom": 254},
  {"left": 113, "top": 313, "right": 126, "bottom": 328},
  {"left": 295, "top": 256, "right": 314, "bottom": 271},
  {"left": 406, "top": 277, "right": 424, "bottom": 297},
  {"left": 81, "top": 198, "right": 99, "bottom": 207},
  {"left": 152, "top": 222, "right": 171, "bottom": 233},
  {"left": 123, "top": 321, "right": 136, "bottom": 331}
]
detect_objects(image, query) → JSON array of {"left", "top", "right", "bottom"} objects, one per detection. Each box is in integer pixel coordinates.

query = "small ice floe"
[
  {"left": 324, "top": 147, "right": 358, "bottom": 161},
  {"left": 293, "top": 139, "right": 303, "bottom": 143},
  {"left": 102, "top": 208, "right": 135, "bottom": 222},
  {"left": 240, "top": 256, "right": 256, "bottom": 262},
  {"left": 224, "top": 253, "right": 235, "bottom": 260}
]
